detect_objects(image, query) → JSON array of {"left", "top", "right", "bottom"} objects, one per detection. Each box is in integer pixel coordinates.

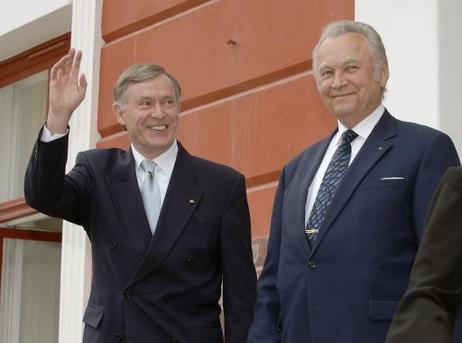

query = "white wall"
[
  {"left": 438, "top": 0, "right": 462, "bottom": 157},
  {"left": 0, "top": 0, "right": 72, "bottom": 61},
  {"left": 356, "top": 0, "right": 462, "bottom": 156}
]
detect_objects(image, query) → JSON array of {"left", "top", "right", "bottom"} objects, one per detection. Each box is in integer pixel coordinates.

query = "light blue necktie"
[
  {"left": 305, "top": 130, "right": 358, "bottom": 244},
  {"left": 140, "top": 159, "right": 161, "bottom": 234}
]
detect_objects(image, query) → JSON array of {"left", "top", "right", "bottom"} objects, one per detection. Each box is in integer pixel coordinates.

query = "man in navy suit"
[
  {"left": 24, "top": 49, "right": 256, "bottom": 342},
  {"left": 248, "top": 20, "right": 460, "bottom": 343}
]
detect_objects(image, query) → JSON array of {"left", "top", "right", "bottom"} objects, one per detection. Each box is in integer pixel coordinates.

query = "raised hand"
[{"left": 46, "top": 48, "right": 87, "bottom": 134}]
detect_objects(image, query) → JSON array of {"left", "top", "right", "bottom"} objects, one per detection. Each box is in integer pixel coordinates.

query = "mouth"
[
  {"left": 148, "top": 124, "right": 168, "bottom": 132},
  {"left": 331, "top": 92, "right": 354, "bottom": 98}
]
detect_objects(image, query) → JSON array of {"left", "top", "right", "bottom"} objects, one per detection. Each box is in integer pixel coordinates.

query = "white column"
[
  {"left": 355, "top": 0, "right": 439, "bottom": 127},
  {"left": 59, "top": 0, "right": 102, "bottom": 342},
  {"left": 355, "top": 0, "right": 462, "bottom": 156},
  {"left": 438, "top": 0, "right": 462, "bottom": 156}
]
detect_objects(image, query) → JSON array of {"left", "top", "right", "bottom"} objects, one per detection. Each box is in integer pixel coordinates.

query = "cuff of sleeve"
[{"left": 41, "top": 124, "right": 68, "bottom": 142}]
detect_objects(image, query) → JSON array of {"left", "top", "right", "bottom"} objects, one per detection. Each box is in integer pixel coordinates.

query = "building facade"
[{"left": 0, "top": 0, "right": 461, "bottom": 341}]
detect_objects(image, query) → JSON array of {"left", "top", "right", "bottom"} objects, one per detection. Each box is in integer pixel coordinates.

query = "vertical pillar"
[
  {"left": 58, "top": 1, "right": 102, "bottom": 342},
  {"left": 355, "top": 0, "right": 462, "bottom": 155},
  {"left": 355, "top": 0, "right": 439, "bottom": 128},
  {"left": 438, "top": 0, "right": 462, "bottom": 156}
]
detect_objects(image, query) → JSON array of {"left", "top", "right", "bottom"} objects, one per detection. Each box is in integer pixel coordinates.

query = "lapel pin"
[
  {"left": 188, "top": 199, "right": 195, "bottom": 204},
  {"left": 378, "top": 146, "right": 383, "bottom": 150}
]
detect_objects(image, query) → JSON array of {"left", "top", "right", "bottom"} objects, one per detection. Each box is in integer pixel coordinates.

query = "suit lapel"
[
  {"left": 310, "top": 111, "right": 397, "bottom": 257},
  {"left": 293, "top": 136, "right": 332, "bottom": 255},
  {"left": 129, "top": 144, "right": 203, "bottom": 284},
  {"left": 106, "top": 149, "right": 152, "bottom": 258}
]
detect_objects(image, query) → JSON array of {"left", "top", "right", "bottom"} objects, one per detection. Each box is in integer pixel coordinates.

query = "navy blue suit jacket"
[
  {"left": 25, "top": 130, "right": 256, "bottom": 343},
  {"left": 248, "top": 110, "right": 460, "bottom": 343}
]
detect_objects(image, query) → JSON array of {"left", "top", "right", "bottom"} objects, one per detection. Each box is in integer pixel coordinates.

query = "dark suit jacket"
[
  {"left": 386, "top": 166, "right": 462, "bottom": 343},
  {"left": 247, "top": 110, "right": 460, "bottom": 343},
  {"left": 24, "top": 129, "right": 256, "bottom": 343}
]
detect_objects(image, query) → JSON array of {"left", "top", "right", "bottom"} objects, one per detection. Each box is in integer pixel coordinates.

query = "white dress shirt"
[
  {"left": 304, "top": 104, "right": 385, "bottom": 225},
  {"left": 131, "top": 141, "right": 178, "bottom": 206},
  {"left": 40, "top": 125, "right": 68, "bottom": 142}
]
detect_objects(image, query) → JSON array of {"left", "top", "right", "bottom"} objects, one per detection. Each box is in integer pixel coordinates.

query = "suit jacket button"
[
  {"left": 109, "top": 241, "right": 118, "bottom": 250},
  {"left": 164, "top": 296, "right": 173, "bottom": 304},
  {"left": 307, "top": 260, "right": 317, "bottom": 269},
  {"left": 123, "top": 289, "right": 132, "bottom": 298},
  {"left": 187, "top": 257, "right": 195, "bottom": 266},
  {"left": 114, "top": 332, "right": 124, "bottom": 341}
]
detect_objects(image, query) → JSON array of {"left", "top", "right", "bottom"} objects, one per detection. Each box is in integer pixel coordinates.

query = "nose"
[
  {"left": 331, "top": 71, "right": 347, "bottom": 88},
  {"left": 150, "top": 102, "right": 165, "bottom": 118}
]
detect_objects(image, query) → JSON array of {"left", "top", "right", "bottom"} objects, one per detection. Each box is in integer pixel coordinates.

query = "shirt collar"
[
  {"left": 336, "top": 104, "right": 385, "bottom": 143},
  {"left": 132, "top": 140, "right": 178, "bottom": 176}
]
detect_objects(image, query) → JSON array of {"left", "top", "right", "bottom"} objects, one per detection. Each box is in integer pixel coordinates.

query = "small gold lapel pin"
[{"left": 188, "top": 199, "right": 195, "bottom": 204}]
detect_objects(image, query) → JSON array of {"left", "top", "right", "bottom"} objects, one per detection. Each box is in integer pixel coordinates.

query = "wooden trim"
[
  {"left": 0, "top": 237, "right": 3, "bottom": 284},
  {"left": 0, "top": 32, "right": 70, "bottom": 88},
  {"left": 0, "top": 228, "right": 61, "bottom": 294},
  {"left": 0, "top": 228, "right": 61, "bottom": 242},
  {"left": 0, "top": 198, "right": 36, "bottom": 223}
]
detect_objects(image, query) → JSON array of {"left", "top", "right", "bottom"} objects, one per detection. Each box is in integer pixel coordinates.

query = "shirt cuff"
[{"left": 40, "top": 124, "right": 68, "bottom": 142}]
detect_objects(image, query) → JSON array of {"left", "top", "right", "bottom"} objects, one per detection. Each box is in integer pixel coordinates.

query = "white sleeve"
[{"left": 40, "top": 124, "right": 68, "bottom": 142}]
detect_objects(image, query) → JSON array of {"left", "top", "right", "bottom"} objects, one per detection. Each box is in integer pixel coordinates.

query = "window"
[
  {"left": 0, "top": 71, "right": 48, "bottom": 201},
  {"left": 0, "top": 236, "right": 61, "bottom": 342},
  {"left": 0, "top": 32, "right": 69, "bottom": 222},
  {"left": 0, "top": 33, "right": 69, "bottom": 343}
]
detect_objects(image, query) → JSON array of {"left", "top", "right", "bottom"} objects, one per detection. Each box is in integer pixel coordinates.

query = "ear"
[
  {"left": 113, "top": 103, "right": 125, "bottom": 126},
  {"left": 380, "top": 63, "right": 389, "bottom": 89}
]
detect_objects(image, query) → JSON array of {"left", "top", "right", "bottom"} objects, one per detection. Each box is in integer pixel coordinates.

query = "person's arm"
[
  {"left": 247, "top": 170, "right": 285, "bottom": 343},
  {"left": 220, "top": 174, "right": 257, "bottom": 343},
  {"left": 24, "top": 48, "right": 89, "bottom": 225},
  {"left": 412, "top": 132, "right": 460, "bottom": 240},
  {"left": 386, "top": 167, "right": 462, "bottom": 343},
  {"left": 24, "top": 133, "right": 93, "bottom": 227}
]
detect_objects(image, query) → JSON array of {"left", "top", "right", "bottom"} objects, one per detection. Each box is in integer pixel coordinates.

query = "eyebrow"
[
  {"left": 136, "top": 96, "right": 152, "bottom": 102},
  {"left": 318, "top": 58, "right": 362, "bottom": 71},
  {"left": 342, "top": 58, "right": 361, "bottom": 65}
]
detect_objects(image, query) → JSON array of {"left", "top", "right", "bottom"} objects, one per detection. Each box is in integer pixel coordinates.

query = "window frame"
[{"left": 0, "top": 33, "right": 70, "bottom": 224}]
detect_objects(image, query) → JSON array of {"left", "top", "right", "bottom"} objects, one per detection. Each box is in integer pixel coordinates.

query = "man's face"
[
  {"left": 315, "top": 32, "right": 388, "bottom": 128},
  {"left": 114, "top": 75, "right": 180, "bottom": 159}
]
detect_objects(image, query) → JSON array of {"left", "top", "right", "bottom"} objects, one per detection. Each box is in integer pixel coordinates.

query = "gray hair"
[
  {"left": 113, "top": 64, "right": 182, "bottom": 105},
  {"left": 312, "top": 20, "right": 388, "bottom": 81}
]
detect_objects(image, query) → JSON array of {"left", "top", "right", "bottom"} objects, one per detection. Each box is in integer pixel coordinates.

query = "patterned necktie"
[
  {"left": 140, "top": 159, "right": 161, "bottom": 234},
  {"left": 305, "top": 130, "right": 358, "bottom": 244}
]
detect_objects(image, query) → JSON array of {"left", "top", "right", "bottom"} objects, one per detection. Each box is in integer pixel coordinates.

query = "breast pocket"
[{"left": 360, "top": 178, "right": 407, "bottom": 189}]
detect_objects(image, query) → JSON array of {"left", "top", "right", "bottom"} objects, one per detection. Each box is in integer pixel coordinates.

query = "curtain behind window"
[{"left": 0, "top": 70, "right": 47, "bottom": 202}]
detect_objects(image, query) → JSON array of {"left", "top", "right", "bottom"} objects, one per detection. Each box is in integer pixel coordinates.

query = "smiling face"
[
  {"left": 314, "top": 32, "right": 389, "bottom": 128},
  {"left": 113, "top": 74, "right": 180, "bottom": 159}
]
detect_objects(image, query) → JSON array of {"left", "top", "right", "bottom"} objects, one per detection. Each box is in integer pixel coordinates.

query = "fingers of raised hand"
[
  {"left": 50, "top": 48, "right": 81, "bottom": 82},
  {"left": 70, "top": 49, "right": 82, "bottom": 82},
  {"left": 51, "top": 54, "right": 69, "bottom": 81},
  {"left": 79, "top": 73, "right": 88, "bottom": 94}
]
